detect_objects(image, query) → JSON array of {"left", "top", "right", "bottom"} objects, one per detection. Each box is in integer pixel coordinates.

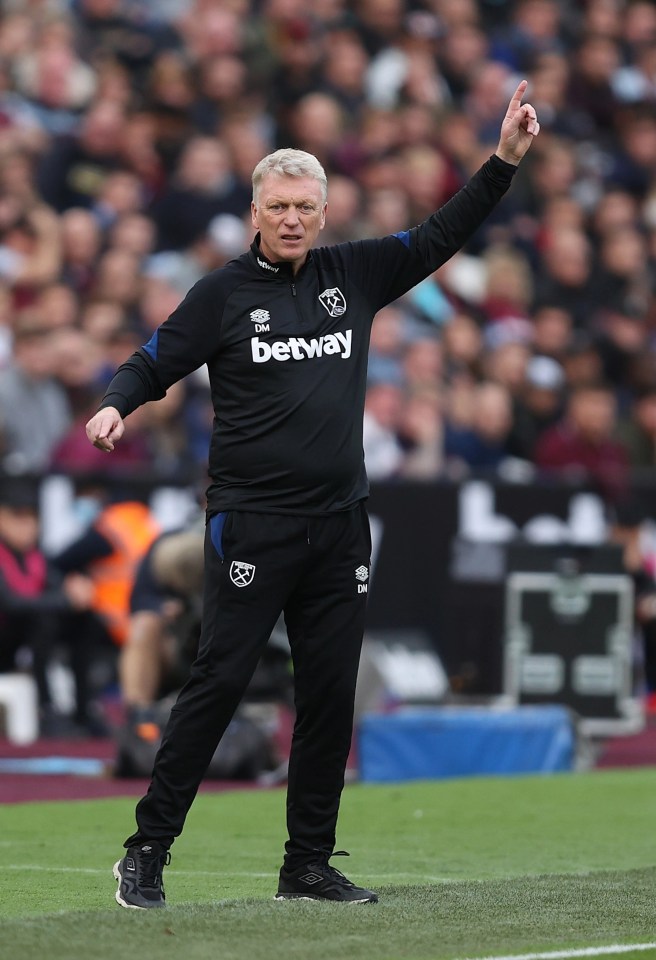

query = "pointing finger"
[{"left": 507, "top": 79, "right": 528, "bottom": 112}]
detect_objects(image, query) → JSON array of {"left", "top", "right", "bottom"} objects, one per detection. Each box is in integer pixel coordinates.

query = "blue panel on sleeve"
[
  {"left": 142, "top": 330, "right": 159, "bottom": 360},
  {"left": 393, "top": 230, "right": 410, "bottom": 248}
]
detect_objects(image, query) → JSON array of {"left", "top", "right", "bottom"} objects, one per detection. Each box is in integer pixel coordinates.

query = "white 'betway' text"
[{"left": 251, "top": 330, "right": 352, "bottom": 362}]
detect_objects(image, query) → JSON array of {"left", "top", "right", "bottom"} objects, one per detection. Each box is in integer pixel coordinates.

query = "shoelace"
[
  {"left": 139, "top": 849, "right": 171, "bottom": 890},
  {"left": 322, "top": 850, "right": 355, "bottom": 888}
]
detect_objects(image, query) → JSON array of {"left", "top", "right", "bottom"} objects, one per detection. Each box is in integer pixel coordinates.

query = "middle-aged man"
[{"left": 87, "top": 81, "right": 539, "bottom": 909}]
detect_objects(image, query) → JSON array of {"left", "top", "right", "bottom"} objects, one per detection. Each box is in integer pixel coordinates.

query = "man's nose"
[{"left": 284, "top": 206, "right": 300, "bottom": 225}]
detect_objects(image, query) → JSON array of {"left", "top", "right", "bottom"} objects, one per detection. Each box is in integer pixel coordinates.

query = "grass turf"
[{"left": 2, "top": 768, "right": 656, "bottom": 960}]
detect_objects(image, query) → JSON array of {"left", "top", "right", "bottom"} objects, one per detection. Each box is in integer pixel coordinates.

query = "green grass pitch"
[{"left": 2, "top": 769, "right": 656, "bottom": 960}]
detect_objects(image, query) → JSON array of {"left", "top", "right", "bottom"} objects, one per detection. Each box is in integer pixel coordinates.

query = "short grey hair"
[{"left": 252, "top": 148, "right": 328, "bottom": 204}]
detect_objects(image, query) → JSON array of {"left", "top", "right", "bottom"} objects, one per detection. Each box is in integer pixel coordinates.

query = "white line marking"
[
  {"left": 461, "top": 944, "right": 656, "bottom": 960},
  {"left": 5, "top": 865, "right": 278, "bottom": 877},
  {"left": 5, "top": 864, "right": 454, "bottom": 882}
]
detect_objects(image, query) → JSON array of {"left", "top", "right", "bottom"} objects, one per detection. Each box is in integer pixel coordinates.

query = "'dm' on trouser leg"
[
  {"left": 125, "top": 513, "right": 304, "bottom": 848},
  {"left": 282, "top": 504, "right": 371, "bottom": 869}
]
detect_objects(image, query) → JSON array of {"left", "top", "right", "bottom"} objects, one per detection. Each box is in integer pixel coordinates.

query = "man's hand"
[
  {"left": 86, "top": 406, "right": 125, "bottom": 452},
  {"left": 495, "top": 79, "right": 540, "bottom": 166}
]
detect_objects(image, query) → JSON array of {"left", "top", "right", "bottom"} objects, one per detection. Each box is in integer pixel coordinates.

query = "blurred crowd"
[
  {"left": 5, "top": 0, "right": 656, "bottom": 731},
  {"left": 0, "top": 0, "right": 655, "bottom": 497}
]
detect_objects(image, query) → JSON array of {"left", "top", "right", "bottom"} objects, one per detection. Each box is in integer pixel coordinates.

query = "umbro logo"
[
  {"left": 299, "top": 872, "right": 323, "bottom": 885},
  {"left": 356, "top": 564, "right": 369, "bottom": 593}
]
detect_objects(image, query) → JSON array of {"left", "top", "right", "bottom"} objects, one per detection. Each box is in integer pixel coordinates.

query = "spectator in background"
[
  {"left": 12, "top": 16, "right": 97, "bottom": 135},
  {"left": 367, "top": 306, "right": 407, "bottom": 387},
  {"left": 117, "top": 524, "right": 205, "bottom": 734},
  {"left": 507, "top": 353, "right": 566, "bottom": 462},
  {"left": 483, "top": 321, "right": 533, "bottom": 398},
  {"left": 37, "top": 98, "right": 127, "bottom": 211},
  {"left": 0, "top": 152, "right": 62, "bottom": 297},
  {"left": 107, "top": 212, "right": 157, "bottom": 262},
  {"left": 535, "top": 381, "right": 629, "bottom": 502},
  {"left": 397, "top": 387, "right": 444, "bottom": 478},
  {"left": 442, "top": 310, "right": 484, "bottom": 381},
  {"left": 0, "top": 315, "right": 71, "bottom": 473},
  {"left": 592, "top": 227, "right": 653, "bottom": 318},
  {"left": 567, "top": 33, "right": 621, "bottom": 139},
  {"left": 402, "top": 336, "right": 443, "bottom": 391},
  {"left": 362, "top": 381, "right": 405, "bottom": 480},
  {"left": 0, "top": 55, "right": 46, "bottom": 154},
  {"left": 0, "top": 477, "right": 95, "bottom": 734},
  {"left": 91, "top": 248, "right": 142, "bottom": 319},
  {"left": 50, "top": 325, "right": 103, "bottom": 416},
  {"left": 144, "top": 212, "right": 248, "bottom": 296},
  {"left": 480, "top": 244, "right": 534, "bottom": 323},
  {"left": 490, "top": 0, "right": 564, "bottom": 74},
  {"left": 149, "top": 136, "right": 250, "bottom": 250},
  {"left": 53, "top": 486, "right": 160, "bottom": 671},
  {"left": 36, "top": 281, "right": 79, "bottom": 329},
  {"left": 617, "top": 386, "right": 656, "bottom": 469},
  {"left": 530, "top": 304, "right": 573, "bottom": 364},
  {"left": 444, "top": 379, "right": 514, "bottom": 471},
  {"left": 532, "top": 226, "right": 594, "bottom": 327},
  {"left": 561, "top": 332, "right": 605, "bottom": 390},
  {"left": 59, "top": 207, "right": 102, "bottom": 296}
]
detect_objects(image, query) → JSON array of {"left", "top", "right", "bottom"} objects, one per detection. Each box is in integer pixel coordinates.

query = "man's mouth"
[{"left": 281, "top": 234, "right": 302, "bottom": 242}]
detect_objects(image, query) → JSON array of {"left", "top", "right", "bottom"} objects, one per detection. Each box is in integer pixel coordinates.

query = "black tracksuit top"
[{"left": 100, "top": 155, "right": 516, "bottom": 517}]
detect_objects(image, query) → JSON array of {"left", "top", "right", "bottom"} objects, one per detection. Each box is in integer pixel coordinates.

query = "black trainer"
[
  {"left": 275, "top": 851, "right": 378, "bottom": 903},
  {"left": 113, "top": 841, "right": 171, "bottom": 909}
]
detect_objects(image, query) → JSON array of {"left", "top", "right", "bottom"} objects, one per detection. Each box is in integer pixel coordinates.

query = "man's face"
[
  {"left": 0, "top": 505, "right": 39, "bottom": 553},
  {"left": 251, "top": 173, "right": 326, "bottom": 272}
]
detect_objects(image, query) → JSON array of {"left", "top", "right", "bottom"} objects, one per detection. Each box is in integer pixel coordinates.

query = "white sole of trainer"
[
  {"left": 273, "top": 894, "right": 374, "bottom": 903},
  {"left": 113, "top": 860, "right": 147, "bottom": 910}
]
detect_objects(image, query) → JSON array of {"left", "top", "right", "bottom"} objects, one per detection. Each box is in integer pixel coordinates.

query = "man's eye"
[
  {"left": 300, "top": 205, "right": 314, "bottom": 213},
  {"left": 269, "top": 204, "right": 283, "bottom": 212}
]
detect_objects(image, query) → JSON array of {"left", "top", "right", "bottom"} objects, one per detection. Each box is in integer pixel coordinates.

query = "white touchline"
[
  {"left": 461, "top": 944, "right": 656, "bottom": 960},
  {"left": 5, "top": 865, "right": 452, "bottom": 882}
]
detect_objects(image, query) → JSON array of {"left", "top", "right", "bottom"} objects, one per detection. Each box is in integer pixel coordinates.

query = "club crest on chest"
[{"left": 319, "top": 286, "right": 347, "bottom": 317}]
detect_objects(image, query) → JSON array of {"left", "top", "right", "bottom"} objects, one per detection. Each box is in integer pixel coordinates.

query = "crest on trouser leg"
[{"left": 229, "top": 560, "right": 256, "bottom": 587}]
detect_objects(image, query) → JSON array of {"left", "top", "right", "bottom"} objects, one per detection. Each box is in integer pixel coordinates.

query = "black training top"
[{"left": 100, "top": 154, "right": 516, "bottom": 516}]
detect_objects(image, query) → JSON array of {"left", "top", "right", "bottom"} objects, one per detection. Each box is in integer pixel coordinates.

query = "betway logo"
[
  {"left": 251, "top": 330, "right": 352, "bottom": 362},
  {"left": 257, "top": 257, "right": 279, "bottom": 273}
]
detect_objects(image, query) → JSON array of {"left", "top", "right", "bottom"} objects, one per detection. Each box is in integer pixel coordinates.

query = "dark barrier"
[
  {"left": 366, "top": 476, "right": 654, "bottom": 699},
  {"left": 38, "top": 471, "right": 656, "bottom": 702}
]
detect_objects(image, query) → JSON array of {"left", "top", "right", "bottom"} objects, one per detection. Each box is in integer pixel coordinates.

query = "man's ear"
[
  {"left": 251, "top": 200, "right": 259, "bottom": 230},
  {"left": 320, "top": 203, "right": 327, "bottom": 230}
]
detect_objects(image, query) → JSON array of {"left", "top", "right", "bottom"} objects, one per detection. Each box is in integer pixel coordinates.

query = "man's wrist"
[
  {"left": 494, "top": 150, "right": 520, "bottom": 168},
  {"left": 97, "top": 396, "right": 127, "bottom": 417}
]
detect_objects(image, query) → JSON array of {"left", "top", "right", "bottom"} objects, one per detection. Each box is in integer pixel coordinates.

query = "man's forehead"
[{"left": 258, "top": 173, "right": 324, "bottom": 202}]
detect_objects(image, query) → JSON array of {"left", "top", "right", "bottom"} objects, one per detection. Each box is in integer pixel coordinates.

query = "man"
[{"left": 87, "top": 81, "right": 539, "bottom": 909}]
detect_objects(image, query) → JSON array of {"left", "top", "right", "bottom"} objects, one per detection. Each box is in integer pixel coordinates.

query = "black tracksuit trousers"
[{"left": 125, "top": 504, "right": 371, "bottom": 868}]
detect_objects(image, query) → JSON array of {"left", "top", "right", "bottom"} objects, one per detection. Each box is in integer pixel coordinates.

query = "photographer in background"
[{"left": 116, "top": 522, "right": 290, "bottom": 780}]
